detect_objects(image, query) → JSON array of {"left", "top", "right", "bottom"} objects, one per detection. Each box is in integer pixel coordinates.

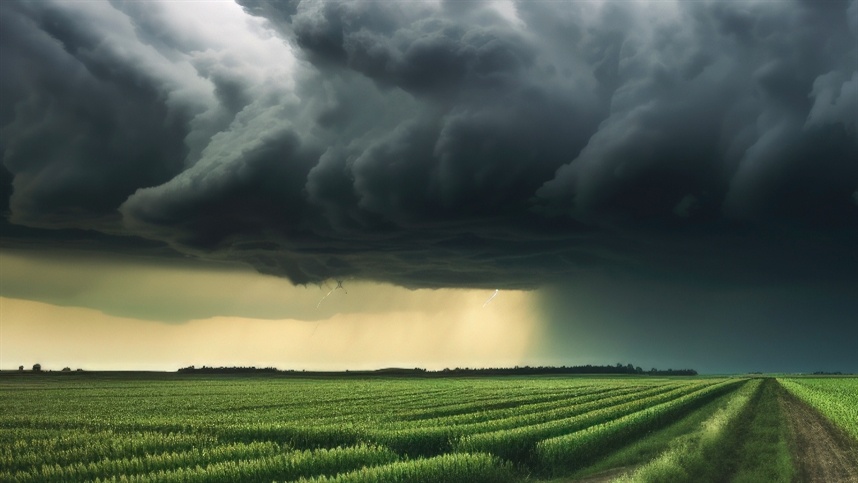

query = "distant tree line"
[
  {"left": 15, "top": 363, "right": 83, "bottom": 373},
  {"left": 427, "top": 364, "right": 697, "bottom": 376},
  {"left": 435, "top": 364, "right": 698, "bottom": 376},
  {"left": 175, "top": 363, "right": 697, "bottom": 376},
  {"left": 177, "top": 365, "right": 279, "bottom": 374}
]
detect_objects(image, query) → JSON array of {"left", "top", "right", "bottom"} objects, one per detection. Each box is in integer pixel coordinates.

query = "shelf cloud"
[{"left": 2, "top": 0, "right": 856, "bottom": 289}]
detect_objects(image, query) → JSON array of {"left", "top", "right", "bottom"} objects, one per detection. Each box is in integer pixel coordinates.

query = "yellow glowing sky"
[{"left": 0, "top": 250, "right": 543, "bottom": 371}]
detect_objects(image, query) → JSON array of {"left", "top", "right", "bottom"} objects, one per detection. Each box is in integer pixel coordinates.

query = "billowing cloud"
[{"left": 2, "top": 0, "right": 856, "bottom": 289}]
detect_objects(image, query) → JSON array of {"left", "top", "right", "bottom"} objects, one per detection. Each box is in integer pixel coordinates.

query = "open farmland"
[{"left": 1, "top": 375, "right": 856, "bottom": 482}]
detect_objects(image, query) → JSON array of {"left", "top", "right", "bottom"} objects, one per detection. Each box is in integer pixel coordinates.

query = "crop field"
[{"left": 1, "top": 375, "right": 856, "bottom": 482}]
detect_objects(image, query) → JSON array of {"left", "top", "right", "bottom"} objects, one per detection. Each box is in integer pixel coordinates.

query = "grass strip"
[
  {"left": 564, "top": 383, "right": 744, "bottom": 480},
  {"left": 613, "top": 378, "right": 762, "bottom": 482},
  {"left": 731, "top": 379, "right": 793, "bottom": 483},
  {"left": 455, "top": 380, "right": 727, "bottom": 463},
  {"left": 535, "top": 379, "right": 742, "bottom": 475}
]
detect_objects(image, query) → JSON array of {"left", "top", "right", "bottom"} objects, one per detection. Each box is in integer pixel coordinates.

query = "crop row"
[
  {"left": 282, "top": 385, "right": 603, "bottom": 427},
  {"left": 390, "top": 385, "right": 607, "bottom": 422},
  {"left": 372, "top": 383, "right": 697, "bottom": 455},
  {"left": 454, "top": 380, "right": 738, "bottom": 462},
  {"left": 207, "top": 382, "right": 695, "bottom": 456},
  {"left": 535, "top": 379, "right": 746, "bottom": 473},
  {"left": 380, "top": 382, "right": 687, "bottom": 435},
  {"left": 1, "top": 379, "right": 645, "bottom": 429},
  {"left": 4, "top": 444, "right": 397, "bottom": 483},
  {"left": 615, "top": 379, "right": 761, "bottom": 482},
  {"left": 3, "top": 441, "right": 285, "bottom": 482},
  {"left": 388, "top": 384, "right": 651, "bottom": 428},
  {"left": 0, "top": 431, "right": 220, "bottom": 472}
]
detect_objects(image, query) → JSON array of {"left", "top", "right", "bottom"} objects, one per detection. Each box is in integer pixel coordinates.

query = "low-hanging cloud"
[{"left": 1, "top": 0, "right": 856, "bottom": 289}]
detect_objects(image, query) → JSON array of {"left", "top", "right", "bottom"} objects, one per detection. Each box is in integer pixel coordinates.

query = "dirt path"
[{"left": 778, "top": 386, "right": 858, "bottom": 483}]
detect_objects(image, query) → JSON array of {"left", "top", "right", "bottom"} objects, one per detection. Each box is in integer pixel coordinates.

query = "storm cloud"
[{"left": 1, "top": 0, "right": 856, "bottom": 289}]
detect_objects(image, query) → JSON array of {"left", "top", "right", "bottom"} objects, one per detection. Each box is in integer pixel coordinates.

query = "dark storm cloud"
[
  {"left": 1, "top": 0, "right": 856, "bottom": 289},
  {"left": 0, "top": 2, "right": 189, "bottom": 230}
]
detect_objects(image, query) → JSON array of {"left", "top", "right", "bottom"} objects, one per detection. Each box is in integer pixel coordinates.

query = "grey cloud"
[
  {"left": 2, "top": 0, "right": 856, "bottom": 291},
  {"left": 537, "top": 0, "right": 857, "bottom": 226},
  {"left": 806, "top": 71, "right": 857, "bottom": 129},
  {"left": 0, "top": 2, "right": 191, "bottom": 230}
]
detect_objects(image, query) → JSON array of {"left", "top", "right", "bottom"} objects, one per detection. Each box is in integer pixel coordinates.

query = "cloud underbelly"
[{"left": 1, "top": 0, "right": 856, "bottom": 289}]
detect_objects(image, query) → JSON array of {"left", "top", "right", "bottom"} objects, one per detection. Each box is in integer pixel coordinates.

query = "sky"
[{"left": 0, "top": 0, "right": 856, "bottom": 374}]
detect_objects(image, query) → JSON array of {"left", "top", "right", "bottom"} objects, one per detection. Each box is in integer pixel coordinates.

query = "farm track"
[{"left": 778, "top": 385, "right": 858, "bottom": 483}]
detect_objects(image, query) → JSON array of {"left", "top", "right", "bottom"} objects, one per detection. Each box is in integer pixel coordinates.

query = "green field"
[{"left": 1, "top": 374, "right": 856, "bottom": 482}]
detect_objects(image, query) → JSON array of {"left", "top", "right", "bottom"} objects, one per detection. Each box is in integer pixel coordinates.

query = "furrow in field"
[
  {"left": 392, "top": 385, "right": 628, "bottom": 423},
  {"left": 389, "top": 384, "right": 656, "bottom": 428},
  {"left": 201, "top": 383, "right": 685, "bottom": 456},
  {"left": 377, "top": 384, "right": 597, "bottom": 415},
  {"left": 612, "top": 378, "right": 761, "bottom": 482},
  {"left": 454, "top": 380, "right": 731, "bottom": 463},
  {"left": 279, "top": 387, "right": 566, "bottom": 419},
  {"left": 367, "top": 382, "right": 701, "bottom": 456},
  {"left": 181, "top": 385, "right": 571, "bottom": 426},
  {"left": 535, "top": 379, "right": 745, "bottom": 474},
  {"left": 218, "top": 386, "right": 458, "bottom": 414}
]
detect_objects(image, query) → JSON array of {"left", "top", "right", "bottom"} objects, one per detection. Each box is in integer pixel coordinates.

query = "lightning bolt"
[{"left": 482, "top": 289, "right": 499, "bottom": 308}]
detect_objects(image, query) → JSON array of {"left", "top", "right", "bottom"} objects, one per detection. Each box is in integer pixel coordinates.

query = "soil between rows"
[{"left": 778, "top": 386, "right": 858, "bottom": 483}]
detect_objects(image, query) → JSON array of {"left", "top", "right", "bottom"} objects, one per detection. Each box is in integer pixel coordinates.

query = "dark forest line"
[{"left": 174, "top": 363, "right": 699, "bottom": 377}]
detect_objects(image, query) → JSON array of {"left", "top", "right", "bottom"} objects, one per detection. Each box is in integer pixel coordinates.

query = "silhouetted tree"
[
  {"left": 61, "top": 367, "right": 71, "bottom": 372},
  {"left": 32, "top": 363, "right": 41, "bottom": 372},
  {"left": 18, "top": 365, "right": 24, "bottom": 371}
]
